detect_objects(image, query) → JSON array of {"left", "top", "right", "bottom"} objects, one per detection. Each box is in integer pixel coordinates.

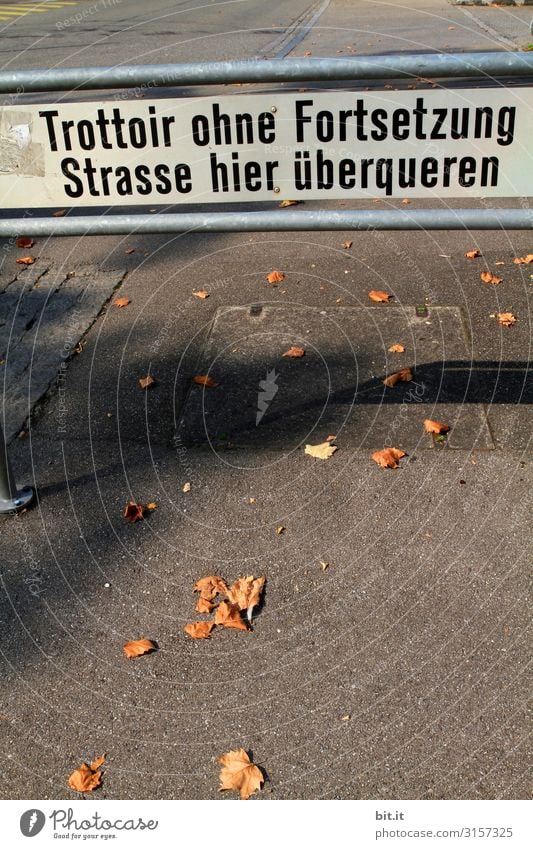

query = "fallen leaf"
[
  {"left": 388, "top": 343, "right": 405, "bottom": 353},
  {"left": 123, "top": 638, "right": 157, "bottom": 658},
  {"left": 266, "top": 270, "right": 285, "bottom": 285},
  {"left": 125, "top": 248, "right": 135, "bottom": 254},
  {"left": 218, "top": 748, "right": 264, "bottom": 800},
  {"left": 15, "top": 237, "right": 34, "bottom": 248},
  {"left": 480, "top": 271, "right": 502, "bottom": 285},
  {"left": 303, "top": 50, "right": 312, "bottom": 56},
  {"left": 182, "top": 482, "right": 191, "bottom": 493},
  {"left": 192, "top": 290, "right": 209, "bottom": 299},
  {"left": 368, "top": 289, "right": 392, "bottom": 302},
  {"left": 279, "top": 199, "right": 300, "bottom": 208},
  {"left": 383, "top": 368, "right": 413, "bottom": 388},
  {"left": 305, "top": 441, "right": 338, "bottom": 460},
  {"left": 193, "top": 375, "right": 219, "bottom": 388},
  {"left": 53, "top": 209, "right": 66, "bottom": 217},
  {"left": 227, "top": 576, "right": 265, "bottom": 622},
  {"left": 495, "top": 261, "right": 505, "bottom": 266},
  {"left": 497, "top": 312, "right": 517, "bottom": 327},
  {"left": 371, "top": 447, "right": 406, "bottom": 469},
  {"left": 340, "top": 714, "right": 351, "bottom": 721},
  {"left": 214, "top": 600, "right": 249, "bottom": 631},
  {"left": 138, "top": 375, "right": 156, "bottom": 390},
  {"left": 401, "top": 198, "right": 411, "bottom": 204},
  {"left": 184, "top": 621, "right": 215, "bottom": 639},
  {"left": 282, "top": 345, "right": 305, "bottom": 358},
  {"left": 465, "top": 249, "right": 480, "bottom": 259},
  {"left": 123, "top": 500, "right": 144, "bottom": 522},
  {"left": 325, "top": 434, "right": 336, "bottom": 442},
  {"left": 113, "top": 297, "right": 130, "bottom": 308},
  {"left": 423, "top": 418, "right": 450, "bottom": 434},
  {"left": 512, "top": 254, "right": 533, "bottom": 264},
  {"left": 342, "top": 240, "right": 353, "bottom": 249},
  {"left": 194, "top": 575, "right": 229, "bottom": 601},
  {"left": 16, "top": 256, "right": 35, "bottom": 265},
  {"left": 276, "top": 525, "right": 285, "bottom": 535},
  {"left": 195, "top": 597, "right": 215, "bottom": 614},
  {"left": 68, "top": 755, "right": 105, "bottom": 793},
  {"left": 320, "top": 560, "right": 329, "bottom": 571},
  {"left": 146, "top": 502, "right": 158, "bottom": 510}
]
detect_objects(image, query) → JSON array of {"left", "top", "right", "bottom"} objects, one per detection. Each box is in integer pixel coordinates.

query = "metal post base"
[{"left": 0, "top": 485, "right": 35, "bottom": 514}]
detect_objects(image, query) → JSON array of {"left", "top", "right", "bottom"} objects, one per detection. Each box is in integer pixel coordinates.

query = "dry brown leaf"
[
  {"left": 342, "top": 240, "right": 353, "bottom": 249},
  {"left": 383, "top": 368, "right": 413, "bottom": 388},
  {"left": 497, "top": 312, "right": 517, "bottom": 327},
  {"left": 423, "top": 418, "right": 450, "bottom": 434},
  {"left": 195, "top": 597, "right": 216, "bottom": 614},
  {"left": 68, "top": 755, "right": 105, "bottom": 792},
  {"left": 276, "top": 525, "right": 285, "bottom": 535},
  {"left": 113, "top": 297, "right": 130, "bottom": 308},
  {"left": 388, "top": 343, "right": 405, "bottom": 353},
  {"left": 279, "top": 199, "right": 300, "bottom": 208},
  {"left": 125, "top": 248, "right": 135, "bottom": 254},
  {"left": 305, "top": 441, "right": 338, "bottom": 460},
  {"left": 184, "top": 621, "right": 215, "bottom": 639},
  {"left": 123, "top": 500, "right": 144, "bottom": 523},
  {"left": 227, "top": 576, "right": 265, "bottom": 622},
  {"left": 146, "top": 502, "right": 158, "bottom": 510},
  {"left": 139, "top": 375, "right": 156, "bottom": 390},
  {"left": 282, "top": 345, "right": 305, "bottom": 358},
  {"left": 401, "top": 198, "right": 411, "bottom": 204},
  {"left": 219, "top": 748, "right": 264, "bottom": 800},
  {"left": 465, "top": 249, "right": 481, "bottom": 259},
  {"left": 371, "top": 447, "right": 406, "bottom": 469},
  {"left": 325, "top": 434, "right": 336, "bottom": 442},
  {"left": 192, "top": 290, "right": 209, "bottom": 299},
  {"left": 182, "top": 481, "right": 191, "bottom": 493},
  {"left": 266, "top": 270, "right": 285, "bottom": 285},
  {"left": 123, "top": 638, "right": 157, "bottom": 658},
  {"left": 303, "top": 50, "right": 312, "bottom": 57},
  {"left": 193, "top": 374, "right": 219, "bottom": 388},
  {"left": 214, "top": 600, "right": 249, "bottom": 631},
  {"left": 481, "top": 271, "right": 502, "bottom": 285},
  {"left": 512, "top": 254, "right": 533, "bottom": 265},
  {"left": 194, "top": 575, "right": 229, "bottom": 601},
  {"left": 15, "top": 237, "right": 34, "bottom": 248},
  {"left": 16, "top": 256, "right": 35, "bottom": 265},
  {"left": 53, "top": 209, "right": 66, "bottom": 217},
  {"left": 368, "top": 290, "right": 392, "bottom": 303}
]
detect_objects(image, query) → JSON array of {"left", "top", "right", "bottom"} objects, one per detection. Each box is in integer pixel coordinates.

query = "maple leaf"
[
  {"left": 423, "top": 418, "right": 450, "bottom": 434},
  {"left": 368, "top": 290, "right": 392, "bottom": 302},
  {"left": 218, "top": 748, "right": 264, "bottom": 800},
  {"left": 388, "top": 343, "right": 405, "bottom": 353},
  {"left": 195, "top": 597, "right": 216, "bottom": 614},
  {"left": 305, "top": 441, "right": 338, "bottom": 459},
  {"left": 279, "top": 199, "right": 300, "bottom": 208},
  {"left": 123, "top": 638, "right": 157, "bottom": 658},
  {"left": 497, "top": 312, "right": 517, "bottom": 327},
  {"left": 194, "top": 575, "right": 229, "bottom": 601},
  {"left": 138, "top": 375, "right": 156, "bottom": 390},
  {"left": 193, "top": 375, "right": 219, "bottom": 388},
  {"left": 184, "top": 621, "right": 215, "bottom": 639},
  {"left": 266, "top": 270, "right": 285, "bottom": 285},
  {"left": 215, "top": 600, "right": 249, "bottom": 631},
  {"left": 383, "top": 368, "right": 413, "bottom": 388},
  {"left": 465, "top": 249, "right": 480, "bottom": 259},
  {"left": 480, "top": 271, "right": 502, "bottom": 285},
  {"left": 512, "top": 254, "right": 533, "bottom": 264},
  {"left": 15, "top": 237, "right": 34, "bottom": 248},
  {"left": 16, "top": 256, "right": 35, "bottom": 265},
  {"left": 192, "top": 290, "right": 209, "bottom": 299},
  {"left": 342, "top": 240, "right": 353, "bottom": 249},
  {"left": 113, "top": 297, "right": 130, "bottom": 308},
  {"left": 282, "top": 345, "right": 305, "bottom": 358},
  {"left": 371, "top": 447, "right": 406, "bottom": 468},
  {"left": 227, "top": 576, "right": 265, "bottom": 622},
  {"left": 68, "top": 755, "right": 105, "bottom": 793},
  {"left": 123, "top": 500, "right": 145, "bottom": 522}
]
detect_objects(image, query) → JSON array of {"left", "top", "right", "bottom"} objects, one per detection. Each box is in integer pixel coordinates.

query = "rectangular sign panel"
[{"left": 1, "top": 87, "right": 532, "bottom": 207}]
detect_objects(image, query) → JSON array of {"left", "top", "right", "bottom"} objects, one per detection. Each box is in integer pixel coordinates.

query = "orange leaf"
[
  {"left": 266, "top": 270, "right": 285, "bottom": 285},
  {"left": 371, "top": 447, "right": 406, "bottom": 469},
  {"left": 227, "top": 576, "right": 265, "bottom": 621},
  {"left": 195, "top": 596, "right": 216, "bottom": 614},
  {"left": 68, "top": 755, "right": 105, "bottom": 792},
  {"left": 465, "top": 249, "right": 480, "bottom": 259},
  {"left": 15, "top": 237, "right": 34, "bottom": 248},
  {"left": 123, "top": 500, "right": 144, "bottom": 522},
  {"left": 194, "top": 575, "right": 229, "bottom": 601},
  {"left": 282, "top": 345, "right": 305, "bottom": 358},
  {"left": 214, "top": 600, "right": 249, "bottom": 631},
  {"left": 342, "top": 240, "right": 353, "bottom": 249},
  {"left": 512, "top": 254, "right": 533, "bottom": 264},
  {"left": 146, "top": 502, "right": 158, "bottom": 510},
  {"left": 401, "top": 198, "right": 411, "bottom": 204},
  {"left": 423, "top": 418, "right": 450, "bottom": 434},
  {"left": 192, "top": 290, "right": 209, "bottom": 299},
  {"left": 219, "top": 748, "right": 264, "bottom": 800},
  {"left": 123, "top": 638, "right": 157, "bottom": 658},
  {"left": 184, "top": 621, "right": 215, "bottom": 639},
  {"left": 138, "top": 375, "right": 156, "bottom": 390},
  {"left": 368, "top": 290, "right": 392, "bottom": 302},
  {"left": 383, "top": 368, "right": 413, "bottom": 388},
  {"left": 114, "top": 297, "right": 130, "bottom": 308},
  {"left": 388, "top": 343, "right": 405, "bottom": 353},
  {"left": 480, "top": 271, "right": 502, "bottom": 285},
  {"left": 16, "top": 256, "right": 35, "bottom": 265},
  {"left": 279, "top": 200, "right": 300, "bottom": 208},
  {"left": 497, "top": 312, "right": 517, "bottom": 327},
  {"left": 193, "top": 375, "right": 219, "bottom": 388}
]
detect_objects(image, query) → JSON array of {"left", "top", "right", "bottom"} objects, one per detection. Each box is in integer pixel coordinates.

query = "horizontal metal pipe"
[
  {"left": 0, "top": 52, "right": 532, "bottom": 94},
  {"left": 0, "top": 209, "right": 531, "bottom": 237}
]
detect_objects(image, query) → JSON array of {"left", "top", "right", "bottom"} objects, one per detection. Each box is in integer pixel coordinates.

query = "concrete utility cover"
[{"left": 177, "top": 305, "right": 494, "bottom": 455}]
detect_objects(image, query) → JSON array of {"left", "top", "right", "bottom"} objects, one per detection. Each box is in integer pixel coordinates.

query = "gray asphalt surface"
[{"left": 0, "top": 0, "right": 531, "bottom": 802}]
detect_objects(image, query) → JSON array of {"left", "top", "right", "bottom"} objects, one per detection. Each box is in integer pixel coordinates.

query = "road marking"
[{"left": 0, "top": 3, "right": 78, "bottom": 22}]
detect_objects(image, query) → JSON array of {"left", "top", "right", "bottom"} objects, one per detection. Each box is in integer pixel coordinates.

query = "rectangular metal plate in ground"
[{"left": 177, "top": 305, "right": 494, "bottom": 451}]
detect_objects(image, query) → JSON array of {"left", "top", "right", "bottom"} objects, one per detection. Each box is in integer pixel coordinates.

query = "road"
[{"left": 0, "top": 0, "right": 531, "bottom": 803}]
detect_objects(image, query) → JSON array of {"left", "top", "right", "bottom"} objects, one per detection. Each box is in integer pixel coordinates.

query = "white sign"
[{"left": 1, "top": 87, "right": 532, "bottom": 207}]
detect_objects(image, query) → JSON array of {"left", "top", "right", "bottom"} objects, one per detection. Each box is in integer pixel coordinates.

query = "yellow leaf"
[{"left": 305, "top": 441, "right": 338, "bottom": 459}]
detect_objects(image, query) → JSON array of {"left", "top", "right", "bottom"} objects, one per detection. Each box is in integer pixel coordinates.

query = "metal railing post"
[{"left": 0, "top": 422, "right": 34, "bottom": 513}]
